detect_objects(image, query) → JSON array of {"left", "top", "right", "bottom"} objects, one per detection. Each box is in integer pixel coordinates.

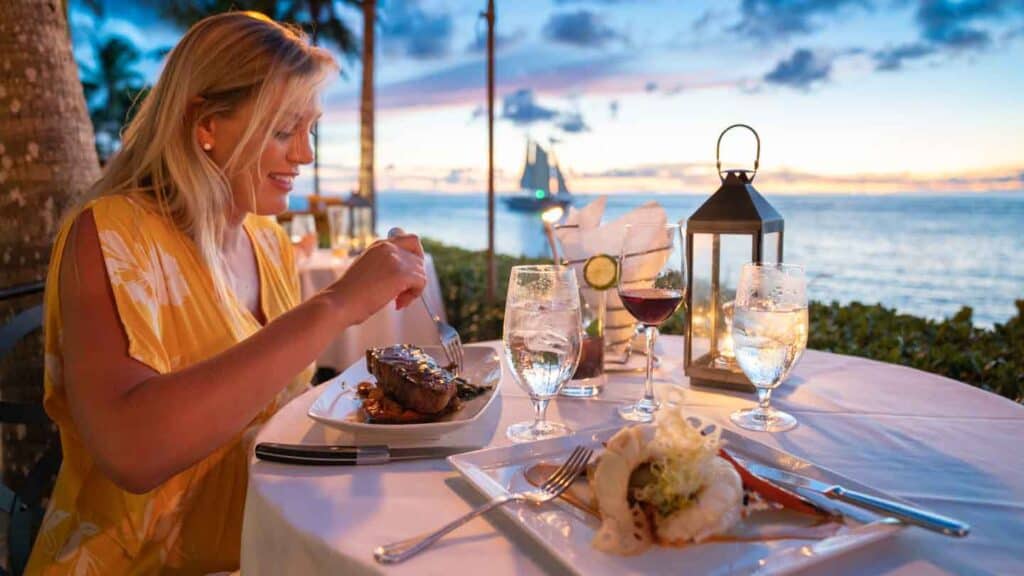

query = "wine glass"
[
  {"left": 503, "top": 265, "right": 582, "bottom": 442},
  {"left": 616, "top": 223, "right": 686, "bottom": 422},
  {"left": 729, "top": 263, "right": 808, "bottom": 432}
]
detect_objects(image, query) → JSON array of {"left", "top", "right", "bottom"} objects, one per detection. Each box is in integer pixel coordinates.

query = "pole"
[
  {"left": 360, "top": 0, "right": 377, "bottom": 235},
  {"left": 484, "top": 0, "right": 496, "bottom": 304},
  {"left": 311, "top": 18, "right": 321, "bottom": 200}
]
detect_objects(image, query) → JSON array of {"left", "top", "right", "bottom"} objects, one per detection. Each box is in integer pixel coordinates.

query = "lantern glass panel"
[
  {"left": 763, "top": 231, "right": 782, "bottom": 264},
  {"left": 718, "top": 233, "right": 753, "bottom": 371},
  {"left": 690, "top": 232, "right": 754, "bottom": 374},
  {"left": 690, "top": 232, "right": 714, "bottom": 361}
]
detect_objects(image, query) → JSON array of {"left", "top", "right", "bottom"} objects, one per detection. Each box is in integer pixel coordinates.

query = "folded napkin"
[{"left": 554, "top": 197, "right": 671, "bottom": 357}]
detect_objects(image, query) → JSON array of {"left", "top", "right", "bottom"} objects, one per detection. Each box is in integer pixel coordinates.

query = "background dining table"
[
  {"left": 240, "top": 335, "right": 1024, "bottom": 575},
  {"left": 297, "top": 249, "right": 446, "bottom": 370}
]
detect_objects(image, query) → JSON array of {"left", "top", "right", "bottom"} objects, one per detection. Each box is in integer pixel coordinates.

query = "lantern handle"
[{"left": 716, "top": 124, "right": 760, "bottom": 183}]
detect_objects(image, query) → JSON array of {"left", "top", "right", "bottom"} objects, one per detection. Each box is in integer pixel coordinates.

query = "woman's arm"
[{"left": 60, "top": 210, "right": 426, "bottom": 493}]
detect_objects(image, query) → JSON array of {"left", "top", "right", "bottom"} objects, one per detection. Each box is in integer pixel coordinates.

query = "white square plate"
[
  {"left": 449, "top": 427, "right": 905, "bottom": 575},
  {"left": 308, "top": 345, "right": 502, "bottom": 441}
]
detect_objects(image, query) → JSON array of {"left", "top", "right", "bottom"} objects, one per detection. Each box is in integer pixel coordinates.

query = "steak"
[
  {"left": 366, "top": 345, "right": 458, "bottom": 414},
  {"left": 357, "top": 382, "right": 461, "bottom": 424}
]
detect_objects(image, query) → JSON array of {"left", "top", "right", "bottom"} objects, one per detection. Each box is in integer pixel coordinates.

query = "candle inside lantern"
[{"left": 714, "top": 299, "right": 738, "bottom": 368}]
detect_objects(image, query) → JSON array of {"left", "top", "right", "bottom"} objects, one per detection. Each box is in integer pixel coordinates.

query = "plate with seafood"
[
  {"left": 308, "top": 344, "right": 502, "bottom": 440},
  {"left": 448, "top": 410, "right": 906, "bottom": 575}
]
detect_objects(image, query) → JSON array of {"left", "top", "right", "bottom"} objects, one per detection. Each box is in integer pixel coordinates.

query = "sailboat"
[{"left": 503, "top": 139, "right": 573, "bottom": 212}]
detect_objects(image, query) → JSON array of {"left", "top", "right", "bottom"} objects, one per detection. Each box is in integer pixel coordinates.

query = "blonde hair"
[{"left": 85, "top": 11, "right": 337, "bottom": 314}]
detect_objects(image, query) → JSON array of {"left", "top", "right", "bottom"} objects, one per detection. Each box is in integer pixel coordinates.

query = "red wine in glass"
[{"left": 619, "top": 288, "right": 683, "bottom": 326}]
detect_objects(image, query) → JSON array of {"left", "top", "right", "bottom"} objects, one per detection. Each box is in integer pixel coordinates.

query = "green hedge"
[{"left": 423, "top": 239, "right": 1024, "bottom": 403}]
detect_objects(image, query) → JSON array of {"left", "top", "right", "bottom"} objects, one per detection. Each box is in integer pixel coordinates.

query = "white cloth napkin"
[{"left": 555, "top": 197, "right": 670, "bottom": 353}]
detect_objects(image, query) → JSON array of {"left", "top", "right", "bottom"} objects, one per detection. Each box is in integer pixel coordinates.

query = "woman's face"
[{"left": 202, "top": 93, "right": 320, "bottom": 217}]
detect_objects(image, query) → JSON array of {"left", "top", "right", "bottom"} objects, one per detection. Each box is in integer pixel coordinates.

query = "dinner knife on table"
[
  {"left": 741, "top": 460, "right": 970, "bottom": 537},
  {"left": 254, "top": 443, "right": 475, "bottom": 465}
]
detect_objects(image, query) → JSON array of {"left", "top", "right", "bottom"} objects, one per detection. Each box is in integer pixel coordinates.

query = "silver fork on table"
[
  {"left": 373, "top": 445, "right": 594, "bottom": 565},
  {"left": 387, "top": 227, "right": 464, "bottom": 374}
]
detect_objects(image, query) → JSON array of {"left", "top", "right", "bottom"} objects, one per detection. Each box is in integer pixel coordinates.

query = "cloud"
[
  {"left": 502, "top": 89, "right": 559, "bottom": 124},
  {"left": 691, "top": 9, "right": 720, "bottom": 33},
  {"left": 731, "top": 0, "right": 872, "bottom": 42},
  {"left": 556, "top": 110, "right": 590, "bottom": 133},
  {"left": 763, "top": 48, "right": 831, "bottom": 89},
  {"left": 326, "top": 49, "right": 745, "bottom": 115},
  {"left": 873, "top": 42, "right": 935, "bottom": 71},
  {"left": 380, "top": 0, "right": 453, "bottom": 60},
  {"left": 499, "top": 89, "right": 591, "bottom": 134},
  {"left": 869, "top": 2, "right": 1024, "bottom": 72},
  {"left": 1005, "top": 23, "right": 1024, "bottom": 41},
  {"left": 914, "top": 0, "right": 1005, "bottom": 50},
  {"left": 444, "top": 168, "right": 473, "bottom": 185},
  {"left": 574, "top": 161, "right": 1024, "bottom": 194},
  {"left": 543, "top": 10, "right": 624, "bottom": 48},
  {"left": 465, "top": 29, "right": 525, "bottom": 54}
]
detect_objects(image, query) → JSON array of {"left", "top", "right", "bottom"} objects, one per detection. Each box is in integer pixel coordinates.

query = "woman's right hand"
[{"left": 321, "top": 233, "right": 427, "bottom": 326}]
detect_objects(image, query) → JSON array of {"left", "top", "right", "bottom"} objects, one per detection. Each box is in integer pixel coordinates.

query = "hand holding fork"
[{"left": 387, "top": 227, "right": 464, "bottom": 374}]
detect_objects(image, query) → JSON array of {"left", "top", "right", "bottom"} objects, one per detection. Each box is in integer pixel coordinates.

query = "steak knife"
[
  {"left": 254, "top": 443, "right": 475, "bottom": 465},
  {"left": 742, "top": 461, "right": 970, "bottom": 537}
]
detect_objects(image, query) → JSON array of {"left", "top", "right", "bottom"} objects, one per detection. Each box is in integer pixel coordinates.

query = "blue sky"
[{"left": 71, "top": 0, "right": 1024, "bottom": 195}]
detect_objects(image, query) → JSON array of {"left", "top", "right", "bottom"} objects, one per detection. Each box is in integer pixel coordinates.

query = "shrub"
[{"left": 423, "top": 238, "right": 1023, "bottom": 403}]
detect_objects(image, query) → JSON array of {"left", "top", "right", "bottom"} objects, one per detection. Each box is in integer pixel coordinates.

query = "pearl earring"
[{"left": 202, "top": 142, "right": 213, "bottom": 151}]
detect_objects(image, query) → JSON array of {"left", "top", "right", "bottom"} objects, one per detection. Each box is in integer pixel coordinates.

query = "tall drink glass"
[
  {"left": 503, "top": 266, "right": 582, "bottom": 442},
  {"left": 730, "top": 263, "right": 808, "bottom": 432}
]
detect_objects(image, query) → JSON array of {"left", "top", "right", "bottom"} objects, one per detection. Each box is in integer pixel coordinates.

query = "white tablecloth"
[
  {"left": 241, "top": 336, "right": 1024, "bottom": 575},
  {"left": 298, "top": 250, "right": 446, "bottom": 370}
]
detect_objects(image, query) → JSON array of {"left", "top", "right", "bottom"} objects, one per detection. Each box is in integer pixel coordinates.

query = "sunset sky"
[{"left": 72, "top": 0, "right": 1024, "bottom": 195}]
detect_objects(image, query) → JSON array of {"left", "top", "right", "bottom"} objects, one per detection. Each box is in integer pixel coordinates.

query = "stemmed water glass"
[
  {"left": 503, "top": 265, "right": 582, "bottom": 442},
  {"left": 730, "top": 263, "right": 809, "bottom": 432},
  {"left": 288, "top": 213, "right": 317, "bottom": 244},
  {"left": 616, "top": 223, "right": 686, "bottom": 422}
]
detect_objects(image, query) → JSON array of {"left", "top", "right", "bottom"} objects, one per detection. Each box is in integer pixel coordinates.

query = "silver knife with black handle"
[
  {"left": 742, "top": 461, "right": 970, "bottom": 537},
  {"left": 254, "top": 443, "right": 474, "bottom": 465}
]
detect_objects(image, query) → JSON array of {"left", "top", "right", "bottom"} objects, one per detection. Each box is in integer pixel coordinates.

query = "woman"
[{"left": 26, "top": 12, "right": 426, "bottom": 574}]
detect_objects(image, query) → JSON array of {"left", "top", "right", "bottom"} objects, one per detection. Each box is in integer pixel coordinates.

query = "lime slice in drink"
[{"left": 583, "top": 253, "right": 618, "bottom": 290}]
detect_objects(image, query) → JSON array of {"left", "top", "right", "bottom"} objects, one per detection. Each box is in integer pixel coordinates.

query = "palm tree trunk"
[
  {"left": 0, "top": 0, "right": 99, "bottom": 493},
  {"left": 359, "top": 0, "right": 376, "bottom": 234}
]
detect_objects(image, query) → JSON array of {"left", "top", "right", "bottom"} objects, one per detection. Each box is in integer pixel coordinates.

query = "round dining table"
[{"left": 240, "top": 336, "right": 1024, "bottom": 575}]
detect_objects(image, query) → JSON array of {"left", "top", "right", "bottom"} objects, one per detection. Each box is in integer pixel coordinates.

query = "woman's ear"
[{"left": 191, "top": 97, "right": 216, "bottom": 151}]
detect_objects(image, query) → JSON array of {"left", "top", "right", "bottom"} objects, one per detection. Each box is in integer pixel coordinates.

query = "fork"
[
  {"left": 387, "top": 227, "right": 464, "bottom": 374},
  {"left": 373, "top": 445, "right": 594, "bottom": 565}
]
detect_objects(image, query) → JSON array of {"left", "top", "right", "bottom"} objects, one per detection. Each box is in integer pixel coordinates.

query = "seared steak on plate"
[{"left": 366, "top": 345, "right": 458, "bottom": 414}]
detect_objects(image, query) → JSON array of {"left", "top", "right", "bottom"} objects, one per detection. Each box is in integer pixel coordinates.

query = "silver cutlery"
[
  {"left": 387, "top": 227, "right": 464, "bottom": 374},
  {"left": 374, "top": 445, "right": 594, "bottom": 564},
  {"left": 254, "top": 443, "right": 474, "bottom": 466},
  {"left": 741, "top": 460, "right": 970, "bottom": 537}
]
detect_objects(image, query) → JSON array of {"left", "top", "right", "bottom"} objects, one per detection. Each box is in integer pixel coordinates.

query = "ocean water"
[{"left": 295, "top": 192, "right": 1024, "bottom": 326}]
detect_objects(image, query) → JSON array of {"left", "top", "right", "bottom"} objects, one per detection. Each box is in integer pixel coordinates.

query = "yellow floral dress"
[{"left": 26, "top": 194, "right": 313, "bottom": 575}]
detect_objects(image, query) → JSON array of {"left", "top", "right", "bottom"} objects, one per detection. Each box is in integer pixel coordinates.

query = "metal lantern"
[
  {"left": 345, "top": 192, "right": 374, "bottom": 254},
  {"left": 685, "top": 124, "right": 784, "bottom": 392}
]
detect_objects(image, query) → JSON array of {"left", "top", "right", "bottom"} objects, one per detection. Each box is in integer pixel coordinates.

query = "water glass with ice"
[
  {"left": 502, "top": 265, "right": 582, "bottom": 442},
  {"left": 729, "top": 263, "right": 809, "bottom": 432}
]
